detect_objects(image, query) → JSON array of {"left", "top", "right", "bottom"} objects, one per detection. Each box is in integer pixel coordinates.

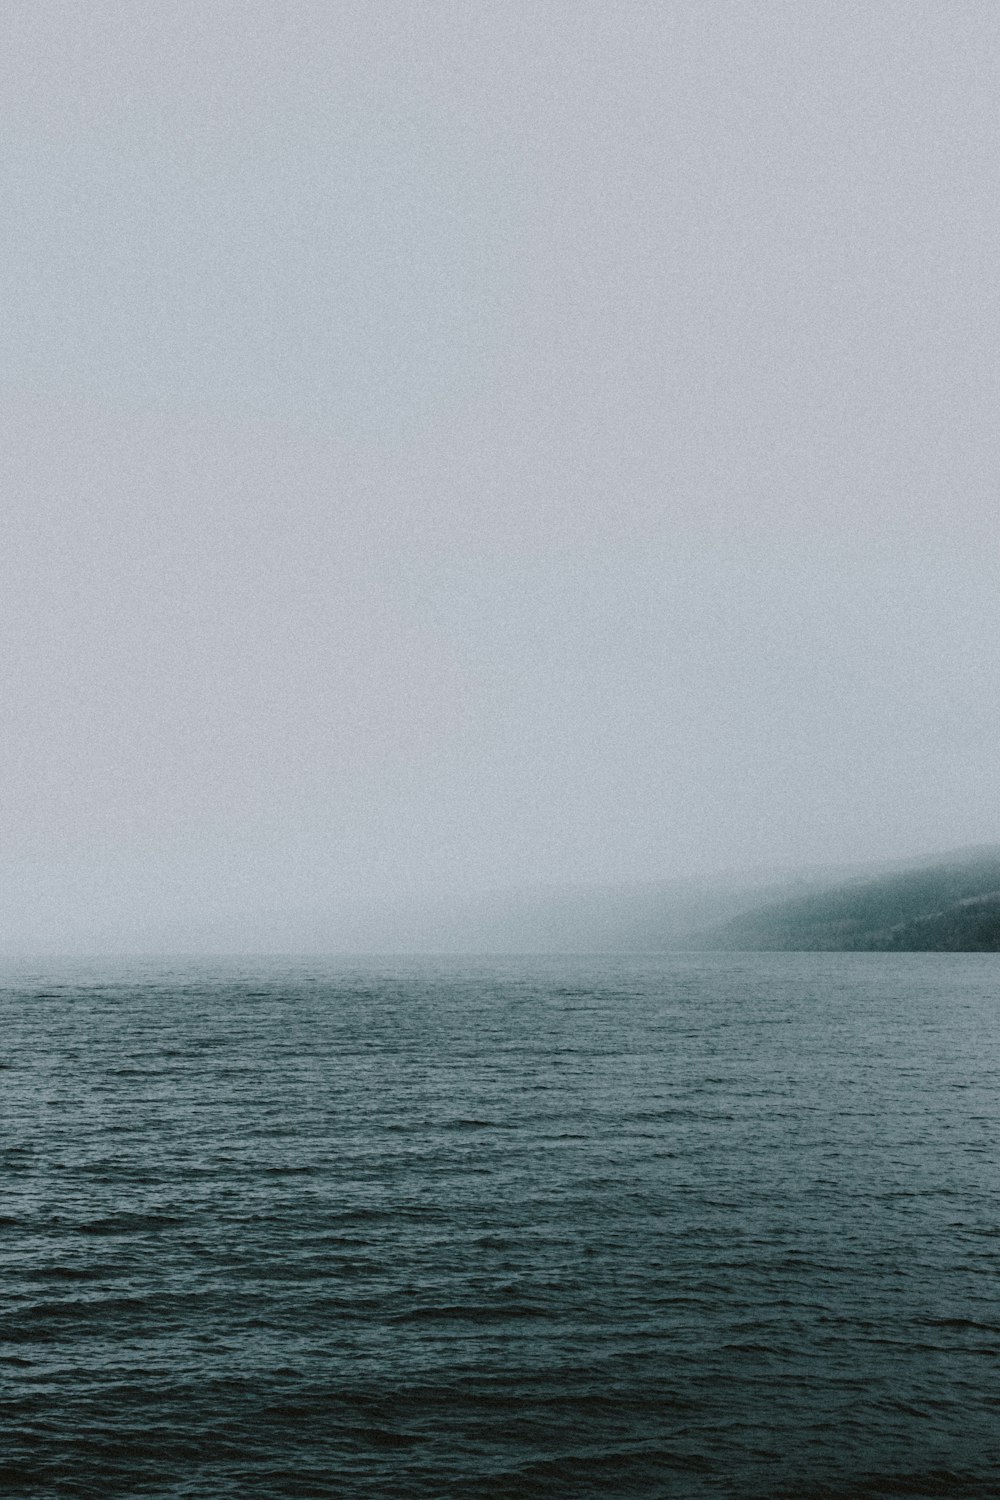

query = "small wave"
[
  {"left": 509, "top": 1445, "right": 717, "bottom": 1486},
  {"left": 75, "top": 1213, "right": 186, "bottom": 1235},
  {"left": 919, "top": 1316, "right": 1000, "bottom": 1333},
  {"left": 346, "top": 1426, "right": 423, "bottom": 1450},
  {"left": 390, "top": 1302, "right": 550, "bottom": 1324},
  {"left": 767, "top": 1466, "right": 982, "bottom": 1499},
  {"left": 24, "top": 1265, "right": 109, "bottom": 1282}
]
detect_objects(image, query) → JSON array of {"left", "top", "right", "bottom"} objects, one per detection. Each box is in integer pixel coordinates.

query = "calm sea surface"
[{"left": 2, "top": 953, "right": 999, "bottom": 1498}]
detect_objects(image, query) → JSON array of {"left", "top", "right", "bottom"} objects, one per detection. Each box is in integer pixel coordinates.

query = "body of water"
[{"left": 2, "top": 953, "right": 999, "bottom": 1497}]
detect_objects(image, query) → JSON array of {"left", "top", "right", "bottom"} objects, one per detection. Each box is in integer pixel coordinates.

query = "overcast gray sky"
[{"left": 3, "top": 2, "right": 999, "bottom": 949}]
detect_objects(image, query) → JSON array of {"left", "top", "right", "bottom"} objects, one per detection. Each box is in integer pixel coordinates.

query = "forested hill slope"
[{"left": 685, "top": 851, "right": 1000, "bottom": 952}]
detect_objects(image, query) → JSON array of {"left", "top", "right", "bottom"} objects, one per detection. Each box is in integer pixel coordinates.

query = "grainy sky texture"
[{"left": 3, "top": 2, "right": 999, "bottom": 948}]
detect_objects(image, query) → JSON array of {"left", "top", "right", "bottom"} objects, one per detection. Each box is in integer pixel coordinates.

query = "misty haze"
[{"left": 4, "top": 4, "right": 1000, "bottom": 1498}]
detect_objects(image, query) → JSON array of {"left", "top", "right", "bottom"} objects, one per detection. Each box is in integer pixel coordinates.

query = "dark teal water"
[{"left": 2, "top": 953, "right": 999, "bottom": 1498}]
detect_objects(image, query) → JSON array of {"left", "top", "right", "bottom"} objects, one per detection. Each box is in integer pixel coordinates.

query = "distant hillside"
[{"left": 685, "top": 850, "right": 1000, "bottom": 952}]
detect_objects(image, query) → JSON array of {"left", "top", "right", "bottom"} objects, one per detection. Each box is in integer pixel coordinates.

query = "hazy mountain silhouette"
[{"left": 681, "top": 847, "right": 1000, "bottom": 952}]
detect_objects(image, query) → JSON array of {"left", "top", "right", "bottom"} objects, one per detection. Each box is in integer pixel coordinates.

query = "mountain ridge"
[{"left": 680, "top": 847, "right": 1000, "bottom": 952}]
